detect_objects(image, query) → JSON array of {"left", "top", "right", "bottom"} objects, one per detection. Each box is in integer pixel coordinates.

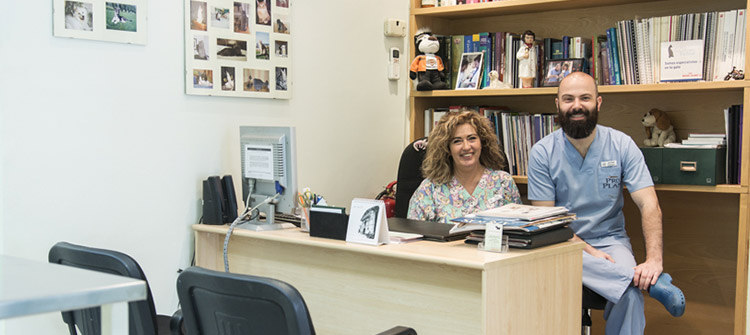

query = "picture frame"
[
  {"left": 184, "top": 0, "right": 292, "bottom": 99},
  {"left": 455, "top": 52, "right": 484, "bottom": 90},
  {"left": 345, "top": 198, "right": 389, "bottom": 245},
  {"left": 542, "top": 58, "right": 584, "bottom": 87},
  {"left": 53, "top": 0, "right": 148, "bottom": 45}
]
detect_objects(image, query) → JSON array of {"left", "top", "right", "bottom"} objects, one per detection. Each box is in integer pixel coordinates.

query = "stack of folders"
[
  {"left": 450, "top": 204, "right": 576, "bottom": 249},
  {"left": 679, "top": 133, "right": 726, "bottom": 147}
]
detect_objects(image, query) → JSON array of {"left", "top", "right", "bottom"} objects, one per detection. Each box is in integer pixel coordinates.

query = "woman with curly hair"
[{"left": 407, "top": 111, "right": 521, "bottom": 222}]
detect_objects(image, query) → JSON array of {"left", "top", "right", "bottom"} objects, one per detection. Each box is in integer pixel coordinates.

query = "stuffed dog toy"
[
  {"left": 409, "top": 28, "right": 448, "bottom": 91},
  {"left": 642, "top": 109, "right": 676, "bottom": 147}
]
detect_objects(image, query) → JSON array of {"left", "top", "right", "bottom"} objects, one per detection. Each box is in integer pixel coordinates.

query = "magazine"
[
  {"left": 474, "top": 203, "right": 569, "bottom": 221},
  {"left": 449, "top": 213, "right": 576, "bottom": 234}
]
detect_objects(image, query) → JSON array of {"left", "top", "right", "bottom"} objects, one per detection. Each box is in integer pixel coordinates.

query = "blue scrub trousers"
[{"left": 582, "top": 242, "right": 645, "bottom": 335}]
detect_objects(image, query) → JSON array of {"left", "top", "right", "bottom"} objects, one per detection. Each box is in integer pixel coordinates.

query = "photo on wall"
[
  {"left": 185, "top": 0, "right": 291, "bottom": 99},
  {"left": 53, "top": 0, "right": 148, "bottom": 44}
]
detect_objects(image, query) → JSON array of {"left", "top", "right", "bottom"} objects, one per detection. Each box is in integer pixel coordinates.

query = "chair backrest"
[
  {"left": 395, "top": 137, "right": 428, "bottom": 218},
  {"left": 48, "top": 242, "right": 159, "bottom": 335},
  {"left": 176, "top": 266, "right": 315, "bottom": 335}
]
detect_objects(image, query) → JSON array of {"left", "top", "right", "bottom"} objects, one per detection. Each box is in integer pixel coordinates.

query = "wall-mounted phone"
[
  {"left": 389, "top": 47, "right": 400, "bottom": 80},
  {"left": 202, "top": 175, "right": 238, "bottom": 225}
]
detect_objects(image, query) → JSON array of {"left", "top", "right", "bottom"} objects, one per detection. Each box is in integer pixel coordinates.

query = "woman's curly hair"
[{"left": 422, "top": 111, "right": 507, "bottom": 184}]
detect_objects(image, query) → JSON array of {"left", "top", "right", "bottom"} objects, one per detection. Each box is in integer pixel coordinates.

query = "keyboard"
[{"left": 259, "top": 212, "right": 302, "bottom": 227}]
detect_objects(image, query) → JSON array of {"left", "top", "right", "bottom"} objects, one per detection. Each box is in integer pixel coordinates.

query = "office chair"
[
  {"left": 48, "top": 242, "right": 181, "bottom": 335},
  {"left": 175, "top": 266, "right": 417, "bottom": 335},
  {"left": 581, "top": 286, "right": 607, "bottom": 335},
  {"left": 395, "top": 137, "right": 429, "bottom": 218},
  {"left": 394, "top": 137, "right": 511, "bottom": 218}
]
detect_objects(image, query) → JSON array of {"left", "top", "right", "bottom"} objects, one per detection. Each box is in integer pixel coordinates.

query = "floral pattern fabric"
[{"left": 407, "top": 168, "right": 522, "bottom": 223}]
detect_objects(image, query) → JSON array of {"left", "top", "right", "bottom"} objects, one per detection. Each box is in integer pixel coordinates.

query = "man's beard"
[{"left": 558, "top": 105, "right": 598, "bottom": 139}]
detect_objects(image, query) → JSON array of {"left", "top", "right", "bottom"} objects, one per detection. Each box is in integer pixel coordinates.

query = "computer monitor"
[{"left": 237, "top": 126, "right": 298, "bottom": 230}]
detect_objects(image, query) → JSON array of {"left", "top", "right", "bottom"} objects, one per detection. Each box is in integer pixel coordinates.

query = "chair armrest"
[
  {"left": 169, "top": 309, "right": 184, "bottom": 335},
  {"left": 376, "top": 326, "right": 417, "bottom": 335}
]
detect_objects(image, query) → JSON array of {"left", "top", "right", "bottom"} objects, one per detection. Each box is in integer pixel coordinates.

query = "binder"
[{"left": 505, "top": 226, "right": 574, "bottom": 249}]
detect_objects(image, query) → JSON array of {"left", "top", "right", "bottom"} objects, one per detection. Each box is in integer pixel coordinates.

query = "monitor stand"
[{"left": 234, "top": 203, "right": 295, "bottom": 231}]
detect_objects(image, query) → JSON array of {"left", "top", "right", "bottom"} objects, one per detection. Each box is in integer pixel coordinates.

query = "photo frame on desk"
[
  {"left": 345, "top": 199, "right": 389, "bottom": 245},
  {"left": 542, "top": 58, "right": 583, "bottom": 87}
]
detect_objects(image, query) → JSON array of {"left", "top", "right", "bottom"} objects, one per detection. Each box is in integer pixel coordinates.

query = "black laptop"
[{"left": 387, "top": 217, "right": 468, "bottom": 242}]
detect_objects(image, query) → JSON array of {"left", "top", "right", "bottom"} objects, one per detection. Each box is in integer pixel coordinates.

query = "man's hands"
[
  {"left": 633, "top": 259, "right": 663, "bottom": 290},
  {"left": 587, "top": 247, "right": 615, "bottom": 263}
]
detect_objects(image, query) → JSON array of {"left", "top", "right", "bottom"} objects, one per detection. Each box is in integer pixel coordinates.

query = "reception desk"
[{"left": 193, "top": 224, "right": 583, "bottom": 335}]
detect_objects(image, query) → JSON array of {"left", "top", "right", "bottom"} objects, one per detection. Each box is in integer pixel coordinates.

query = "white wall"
[{"left": 0, "top": 1, "right": 409, "bottom": 333}]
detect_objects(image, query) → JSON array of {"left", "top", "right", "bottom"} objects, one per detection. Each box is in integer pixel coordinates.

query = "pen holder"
[{"left": 295, "top": 207, "right": 309, "bottom": 232}]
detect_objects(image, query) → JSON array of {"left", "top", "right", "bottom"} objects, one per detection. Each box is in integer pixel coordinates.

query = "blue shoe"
[{"left": 648, "top": 273, "right": 685, "bottom": 317}]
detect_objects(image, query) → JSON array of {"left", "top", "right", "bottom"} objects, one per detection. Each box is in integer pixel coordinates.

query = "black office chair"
[
  {"left": 581, "top": 286, "right": 608, "bottom": 335},
  {"left": 48, "top": 242, "right": 181, "bottom": 335},
  {"left": 395, "top": 137, "right": 429, "bottom": 218},
  {"left": 175, "top": 266, "right": 417, "bottom": 335}
]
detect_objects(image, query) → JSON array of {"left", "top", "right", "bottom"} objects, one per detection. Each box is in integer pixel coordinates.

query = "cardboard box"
[{"left": 662, "top": 147, "right": 726, "bottom": 185}]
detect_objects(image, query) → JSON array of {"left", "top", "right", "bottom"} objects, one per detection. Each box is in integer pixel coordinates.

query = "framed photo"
[
  {"left": 542, "top": 58, "right": 583, "bottom": 87},
  {"left": 455, "top": 52, "right": 483, "bottom": 90},
  {"left": 184, "top": 0, "right": 292, "bottom": 99},
  {"left": 53, "top": 0, "right": 148, "bottom": 44}
]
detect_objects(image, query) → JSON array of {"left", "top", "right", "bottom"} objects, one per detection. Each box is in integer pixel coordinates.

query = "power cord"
[{"left": 222, "top": 180, "right": 283, "bottom": 272}]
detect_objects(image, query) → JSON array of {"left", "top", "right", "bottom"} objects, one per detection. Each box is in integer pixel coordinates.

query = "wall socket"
[{"left": 384, "top": 19, "right": 406, "bottom": 37}]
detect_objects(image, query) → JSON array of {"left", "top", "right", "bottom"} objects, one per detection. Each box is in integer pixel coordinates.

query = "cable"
[{"left": 222, "top": 179, "right": 282, "bottom": 272}]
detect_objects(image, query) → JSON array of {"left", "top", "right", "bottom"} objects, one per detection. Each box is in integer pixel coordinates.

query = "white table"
[{"left": 0, "top": 255, "right": 147, "bottom": 335}]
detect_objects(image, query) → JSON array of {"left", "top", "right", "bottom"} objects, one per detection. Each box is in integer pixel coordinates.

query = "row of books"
[
  {"left": 425, "top": 9, "right": 746, "bottom": 90},
  {"left": 597, "top": 9, "right": 747, "bottom": 85},
  {"left": 424, "top": 106, "right": 559, "bottom": 176}
]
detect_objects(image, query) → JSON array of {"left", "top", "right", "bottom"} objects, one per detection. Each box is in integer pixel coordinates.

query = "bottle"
[{"left": 421, "top": 0, "right": 436, "bottom": 8}]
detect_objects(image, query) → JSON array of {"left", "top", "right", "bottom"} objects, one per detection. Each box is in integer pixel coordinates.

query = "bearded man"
[{"left": 527, "top": 72, "right": 685, "bottom": 335}]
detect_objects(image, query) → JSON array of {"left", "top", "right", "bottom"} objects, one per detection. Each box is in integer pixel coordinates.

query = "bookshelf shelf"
[
  {"left": 410, "top": 0, "right": 750, "bottom": 334},
  {"left": 412, "top": 80, "right": 750, "bottom": 98},
  {"left": 514, "top": 176, "right": 748, "bottom": 193}
]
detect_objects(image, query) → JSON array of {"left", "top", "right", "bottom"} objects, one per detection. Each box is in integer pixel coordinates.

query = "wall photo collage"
[{"left": 184, "top": 0, "right": 291, "bottom": 99}]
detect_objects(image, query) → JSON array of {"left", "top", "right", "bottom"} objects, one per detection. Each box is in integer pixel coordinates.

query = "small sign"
[
  {"left": 345, "top": 199, "right": 389, "bottom": 245},
  {"left": 660, "top": 40, "right": 704, "bottom": 82}
]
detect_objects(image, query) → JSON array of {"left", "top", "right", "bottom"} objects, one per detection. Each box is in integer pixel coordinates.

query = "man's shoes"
[{"left": 648, "top": 273, "right": 685, "bottom": 317}]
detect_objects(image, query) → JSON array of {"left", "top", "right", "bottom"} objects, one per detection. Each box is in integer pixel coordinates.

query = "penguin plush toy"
[{"left": 409, "top": 28, "right": 448, "bottom": 91}]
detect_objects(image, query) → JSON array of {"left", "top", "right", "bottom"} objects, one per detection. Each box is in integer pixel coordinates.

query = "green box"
[
  {"left": 662, "top": 147, "right": 726, "bottom": 186},
  {"left": 639, "top": 147, "right": 663, "bottom": 184}
]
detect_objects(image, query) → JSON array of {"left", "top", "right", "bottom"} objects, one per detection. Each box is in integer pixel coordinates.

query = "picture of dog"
[
  {"left": 274, "top": 15, "right": 289, "bottom": 34},
  {"left": 221, "top": 66, "right": 235, "bottom": 91},
  {"left": 193, "top": 69, "right": 213, "bottom": 89},
  {"left": 193, "top": 35, "right": 209, "bottom": 60},
  {"left": 211, "top": 7, "right": 230, "bottom": 29},
  {"left": 275, "top": 40, "right": 288, "bottom": 57},
  {"left": 255, "top": 0, "right": 271, "bottom": 25},
  {"left": 244, "top": 69, "right": 270, "bottom": 92},
  {"left": 190, "top": 1, "right": 207, "bottom": 31},
  {"left": 275, "top": 67, "right": 287, "bottom": 91},
  {"left": 217, "top": 38, "right": 247, "bottom": 61},
  {"left": 276, "top": 0, "right": 289, "bottom": 8},
  {"left": 64, "top": 1, "right": 93, "bottom": 31},
  {"left": 233, "top": 2, "right": 250, "bottom": 34},
  {"left": 256, "top": 32, "right": 270, "bottom": 60},
  {"left": 106, "top": 3, "right": 137, "bottom": 32}
]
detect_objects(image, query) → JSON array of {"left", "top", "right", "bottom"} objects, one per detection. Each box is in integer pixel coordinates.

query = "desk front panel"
[{"left": 194, "top": 226, "right": 582, "bottom": 335}]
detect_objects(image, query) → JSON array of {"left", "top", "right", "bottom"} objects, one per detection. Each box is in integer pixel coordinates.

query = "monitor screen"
[{"left": 239, "top": 126, "right": 298, "bottom": 223}]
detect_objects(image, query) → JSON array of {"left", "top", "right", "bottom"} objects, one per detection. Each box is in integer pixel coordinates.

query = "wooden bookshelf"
[{"left": 409, "top": 0, "right": 750, "bottom": 334}]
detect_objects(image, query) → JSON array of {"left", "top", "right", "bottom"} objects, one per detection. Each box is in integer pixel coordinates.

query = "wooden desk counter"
[{"left": 193, "top": 224, "right": 583, "bottom": 335}]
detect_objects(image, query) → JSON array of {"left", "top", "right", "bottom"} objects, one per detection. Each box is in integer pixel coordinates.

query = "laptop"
[{"left": 387, "top": 217, "right": 468, "bottom": 242}]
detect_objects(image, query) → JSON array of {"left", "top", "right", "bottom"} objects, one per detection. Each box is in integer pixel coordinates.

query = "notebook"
[{"left": 387, "top": 217, "right": 469, "bottom": 242}]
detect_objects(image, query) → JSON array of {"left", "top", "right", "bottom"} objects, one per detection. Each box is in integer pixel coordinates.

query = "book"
[{"left": 681, "top": 138, "right": 726, "bottom": 145}]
